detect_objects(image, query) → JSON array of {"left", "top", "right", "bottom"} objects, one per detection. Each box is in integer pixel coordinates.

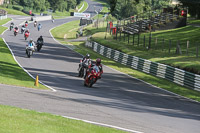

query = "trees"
[
  {"left": 179, "top": 0, "right": 200, "bottom": 19},
  {"left": 4, "top": 0, "right": 81, "bottom": 13},
  {"left": 108, "top": 0, "right": 171, "bottom": 19}
]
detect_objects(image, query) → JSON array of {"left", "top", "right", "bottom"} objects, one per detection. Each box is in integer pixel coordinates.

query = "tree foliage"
[
  {"left": 179, "top": 0, "right": 200, "bottom": 19},
  {"left": 5, "top": 0, "right": 82, "bottom": 12},
  {"left": 107, "top": 0, "right": 171, "bottom": 19}
]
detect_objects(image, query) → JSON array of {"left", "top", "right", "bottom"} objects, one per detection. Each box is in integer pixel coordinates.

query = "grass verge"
[
  {"left": 0, "top": 7, "right": 28, "bottom": 16},
  {"left": 79, "top": 1, "right": 88, "bottom": 13},
  {"left": 0, "top": 18, "right": 12, "bottom": 34},
  {"left": 0, "top": 18, "right": 48, "bottom": 90},
  {"left": 0, "top": 38, "right": 48, "bottom": 90},
  {"left": 0, "top": 105, "right": 127, "bottom": 133},
  {"left": 51, "top": 19, "right": 200, "bottom": 102}
]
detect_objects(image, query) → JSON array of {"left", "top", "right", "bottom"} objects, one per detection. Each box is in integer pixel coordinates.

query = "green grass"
[
  {"left": 91, "top": 0, "right": 110, "bottom": 19},
  {"left": 188, "top": 19, "right": 200, "bottom": 24},
  {"left": 79, "top": 1, "right": 88, "bottom": 13},
  {"left": 0, "top": 7, "right": 28, "bottom": 16},
  {"left": 0, "top": 38, "right": 48, "bottom": 89},
  {"left": 90, "top": 25, "right": 200, "bottom": 74},
  {"left": 51, "top": 20, "right": 80, "bottom": 40},
  {"left": 0, "top": 105, "right": 127, "bottom": 133},
  {"left": 0, "top": 18, "right": 12, "bottom": 34},
  {"left": 51, "top": 19, "right": 200, "bottom": 102}
]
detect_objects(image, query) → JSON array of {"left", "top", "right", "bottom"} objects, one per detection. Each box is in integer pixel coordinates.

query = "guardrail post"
[
  {"left": 187, "top": 40, "right": 189, "bottom": 56},
  {"left": 196, "top": 42, "right": 199, "bottom": 58},
  {"left": 162, "top": 38, "right": 165, "bottom": 51},
  {"left": 133, "top": 34, "right": 135, "bottom": 45},
  {"left": 143, "top": 35, "right": 145, "bottom": 47},
  {"left": 148, "top": 33, "right": 151, "bottom": 50},
  {"left": 138, "top": 33, "right": 140, "bottom": 46},
  {"left": 169, "top": 40, "right": 171, "bottom": 53},
  {"left": 155, "top": 37, "right": 157, "bottom": 49}
]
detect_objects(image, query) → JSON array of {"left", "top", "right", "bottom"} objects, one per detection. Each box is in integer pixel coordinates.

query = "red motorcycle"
[
  {"left": 84, "top": 65, "right": 102, "bottom": 87},
  {"left": 14, "top": 28, "right": 19, "bottom": 36},
  {"left": 25, "top": 23, "right": 28, "bottom": 27},
  {"left": 24, "top": 32, "right": 30, "bottom": 40}
]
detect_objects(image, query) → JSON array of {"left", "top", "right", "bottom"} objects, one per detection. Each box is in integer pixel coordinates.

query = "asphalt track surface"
[{"left": 1, "top": 0, "right": 200, "bottom": 133}]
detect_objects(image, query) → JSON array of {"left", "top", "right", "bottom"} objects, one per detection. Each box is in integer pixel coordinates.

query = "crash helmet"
[
  {"left": 85, "top": 53, "right": 90, "bottom": 59},
  {"left": 30, "top": 38, "right": 33, "bottom": 42},
  {"left": 40, "top": 35, "right": 43, "bottom": 38},
  {"left": 96, "top": 58, "right": 101, "bottom": 65}
]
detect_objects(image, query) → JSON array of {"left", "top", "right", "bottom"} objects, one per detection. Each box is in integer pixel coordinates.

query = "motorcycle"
[
  {"left": 14, "top": 28, "right": 19, "bottom": 36},
  {"left": 34, "top": 22, "right": 37, "bottom": 27},
  {"left": 25, "top": 23, "right": 28, "bottom": 27},
  {"left": 78, "top": 59, "right": 91, "bottom": 78},
  {"left": 10, "top": 25, "right": 14, "bottom": 31},
  {"left": 21, "top": 27, "right": 25, "bottom": 34},
  {"left": 84, "top": 65, "right": 101, "bottom": 87},
  {"left": 36, "top": 40, "right": 43, "bottom": 51},
  {"left": 26, "top": 45, "right": 35, "bottom": 58},
  {"left": 24, "top": 32, "right": 30, "bottom": 40}
]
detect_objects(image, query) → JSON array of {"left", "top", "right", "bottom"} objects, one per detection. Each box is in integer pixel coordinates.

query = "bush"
[
  {"left": 12, "top": 5, "right": 24, "bottom": 11},
  {"left": 7, "top": 5, "right": 12, "bottom": 9}
]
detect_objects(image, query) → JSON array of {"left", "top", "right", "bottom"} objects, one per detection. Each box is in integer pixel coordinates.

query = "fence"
[
  {"left": 85, "top": 40, "right": 200, "bottom": 92},
  {"left": 0, "top": 9, "right": 7, "bottom": 20}
]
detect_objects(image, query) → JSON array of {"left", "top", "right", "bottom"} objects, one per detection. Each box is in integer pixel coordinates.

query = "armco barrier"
[{"left": 85, "top": 41, "right": 200, "bottom": 92}]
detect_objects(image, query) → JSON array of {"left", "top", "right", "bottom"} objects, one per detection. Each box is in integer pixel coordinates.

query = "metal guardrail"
[{"left": 85, "top": 41, "right": 200, "bottom": 92}]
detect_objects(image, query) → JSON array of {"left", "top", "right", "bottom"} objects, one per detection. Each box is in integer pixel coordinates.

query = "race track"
[{"left": 0, "top": 0, "right": 200, "bottom": 133}]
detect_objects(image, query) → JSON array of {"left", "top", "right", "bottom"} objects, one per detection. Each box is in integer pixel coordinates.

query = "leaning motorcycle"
[
  {"left": 78, "top": 60, "right": 90, "bottom": 78},
  {"left": 14, "top": 29, "right": 19, "bottom": 36},
  {"left": 10, "top": 25, "right": 13, "bottom": 31},
  {"left": 84, "top": 65, "right": 101, "bottom": 87},
  {"left": 26, "top": 45, "right": 34, "bottom": 58},
  {"left": 37, "top": 40, "right": 43, "bottom": 51},
  {"left": 21, "top": 27, "right": 25, "bottom": 34},
  {"left": 24, "top": 32, "right": 30, "bottom": 40}
]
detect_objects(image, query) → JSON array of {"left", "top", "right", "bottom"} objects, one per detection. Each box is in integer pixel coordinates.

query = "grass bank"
[
  {"left": 0, "top": 18, "right": 11, "bottom": 34},
  {"left": 90, "top": 25, "right": 200, "bottom": 74},
  {"left": 0, "top": 105, "right": 127, "bottom": 133},
  {"left": 0, "top": 19, "right": 48, "bottom": 90},
  {"left": 51, "top": 19, "right": 200, "bottom": 102},
  {"left": 0, "top": 7, "right": 28, "bottom": 16}
]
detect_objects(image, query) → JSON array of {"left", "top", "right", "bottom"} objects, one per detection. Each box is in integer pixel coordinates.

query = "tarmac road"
[{"left": 0, "top": 0, "right": 200, "bottom": 133}]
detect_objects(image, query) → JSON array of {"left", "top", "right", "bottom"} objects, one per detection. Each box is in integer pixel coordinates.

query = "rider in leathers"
[{"left": 79, "top": 54, "right": 91, "bottom": 78}]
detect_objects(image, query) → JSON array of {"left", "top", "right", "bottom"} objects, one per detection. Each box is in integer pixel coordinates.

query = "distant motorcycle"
[
  {"left": 24, "top": 32, "right": 30, "bottom": 40},
  {"left": 34, "top": 22, "right": 37, "bottom": 27},
  {"left": 84, "top": 65, "right": 101, "bottom": 87},
  {"left": 21, "top": 27, "right": 25, "bottom": 34},
  {"left": 14, "top": 28, "right": 19, "bottom": 36},
  {"left": 10, "top": 25, "right": 14, "bottom": 31},
  {"left": 36, "top": 40, "right": 43, "bottom": 51}
]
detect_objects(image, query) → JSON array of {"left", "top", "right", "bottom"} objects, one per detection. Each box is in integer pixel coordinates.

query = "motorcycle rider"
[
  {"left": 88, "top": 58, "right": 103, "bottom": 79},
  {"left": 26, "top": 39, "right": 35, "bottom": 53},
  {"left": 37, "top": 35, "right": 44, "bottom": 43},
  {"left": 79, "top": 53, "right": 91, "bottom": 78},
  {"left": 14, "top": 26, "right": 19, "bottom": 35},
  {"left": 25, "top": 21, "right": 28, "bottom": 27},
  {"left": 38, "top": 23, "right": 42, "bottom": 31},
  {"left": 21, "top": 25, "right": 26, "bottom": 33},
  {"left": 34, "top": 20, "right": 37, "bottom": 27},
  {"left": 10, "top": 22, "right": 14, "bottom": 30}
]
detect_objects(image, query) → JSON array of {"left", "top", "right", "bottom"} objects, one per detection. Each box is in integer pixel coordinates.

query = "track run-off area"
[{"left": 0, "top": 0, "right": 200, "bottom": 133}]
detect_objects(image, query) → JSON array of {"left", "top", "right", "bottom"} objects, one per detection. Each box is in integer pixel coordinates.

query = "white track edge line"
[
  {"left": 2, "top": 38, "right": 57, "bottom": 92},
  {"left": 62, "top": 115, "right": 144, "bottom": 133}
]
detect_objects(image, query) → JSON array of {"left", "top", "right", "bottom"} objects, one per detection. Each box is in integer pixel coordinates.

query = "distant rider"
[{"left": 38, "top": 23, "right": 42, "bottom": 31}]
